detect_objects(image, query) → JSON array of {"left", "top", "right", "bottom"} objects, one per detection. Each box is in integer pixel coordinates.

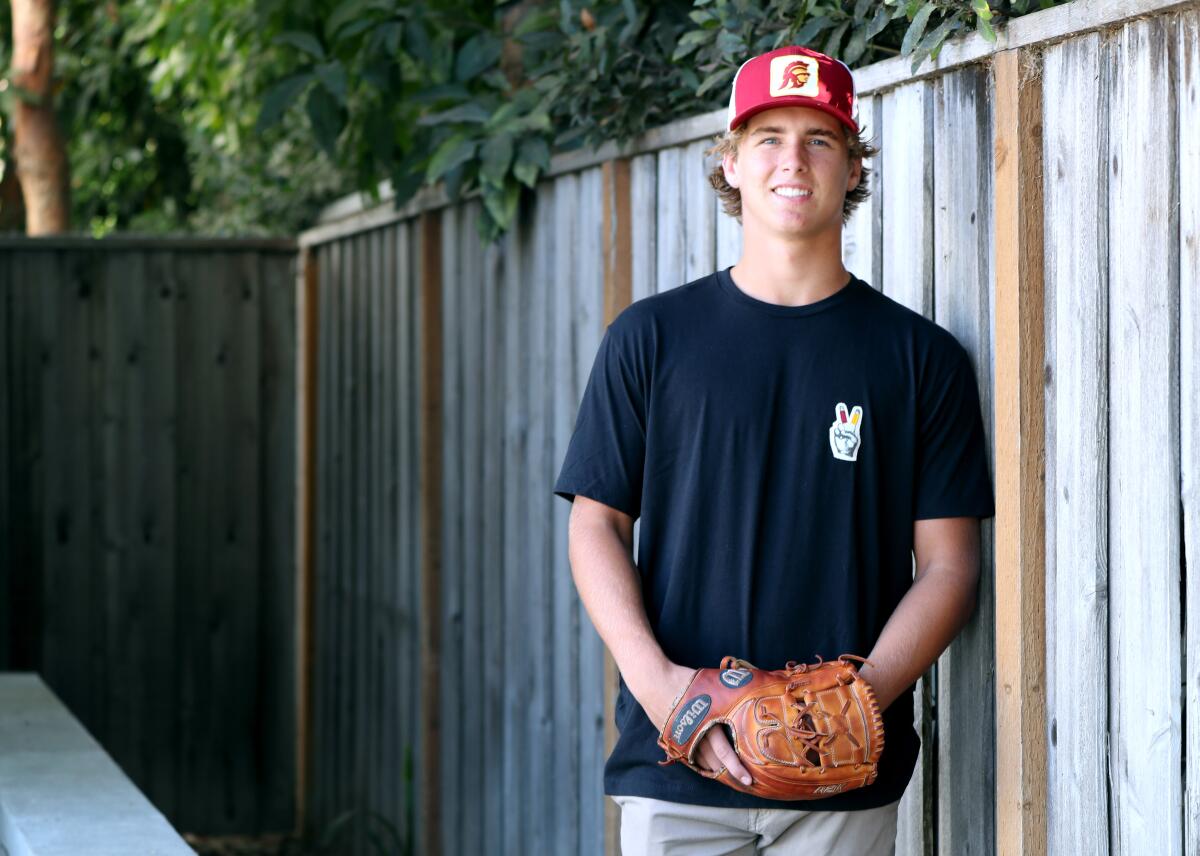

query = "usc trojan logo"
[{"left": 769, "top": 55, "right": 820, "bottom": 98}]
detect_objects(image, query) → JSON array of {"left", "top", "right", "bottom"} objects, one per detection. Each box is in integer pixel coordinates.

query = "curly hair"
[{"left": 706, "top": 122, "right": 880, "bottom": 225}]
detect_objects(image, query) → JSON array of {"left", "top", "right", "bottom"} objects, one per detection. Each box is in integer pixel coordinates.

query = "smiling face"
[{"left": 722, "top": 105, "right": 862, "bottom": 243}]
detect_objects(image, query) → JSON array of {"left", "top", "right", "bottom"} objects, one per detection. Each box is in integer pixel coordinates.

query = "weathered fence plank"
[
  {"left": 842, "top": 92, "right": 879, "bottom": 287},
  {"left": 552, "top": 173, "right": 584, "bottom": 856},
  {"left": 655, "top": 146, "right": 685, "bottom": 295},
  {"left": 880, "top": 78, "right": 934, "bottom": 856},
  {"left": 630, "top": 154, "right": 658, "bottom": 301},
  {"left": 932, "top": 63, "right": 995, "bottom": 856},
  {"left": 1043, "top": 31, "right": 1110, "bottom": 856},
  {"left": 1108, "top": 16, "right": 1183, "bottom": 856},
  {"left": 684, "top": 139, "right": 716, "bottom": 283},
  {"left": 1180, "top": 11, "right": 1200, "bottom": 853},
  {"left": 576, "top": 165, "right": 608, "bottom": 856}
]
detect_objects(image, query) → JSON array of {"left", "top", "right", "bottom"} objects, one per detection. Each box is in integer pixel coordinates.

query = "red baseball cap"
[{"left": 726, "top": 45, "right": 859, "bottom": 134}]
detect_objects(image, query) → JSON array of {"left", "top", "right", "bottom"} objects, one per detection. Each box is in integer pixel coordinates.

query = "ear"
[
  {"left": 846, "top": 156, "right": 862, "bottom": 193},
  {"left": 722, "top": 151, "right": 740, "bottom": 189}
]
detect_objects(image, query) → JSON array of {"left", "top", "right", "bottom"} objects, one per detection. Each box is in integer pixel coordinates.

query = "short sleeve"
[
  {"left": 553, "top": 316, "right": 650, "bottom": 519},
  {"left": 913, "top": 341, "right": 995, "bottom": 520}
]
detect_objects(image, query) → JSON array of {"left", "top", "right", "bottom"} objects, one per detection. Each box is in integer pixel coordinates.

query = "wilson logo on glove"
[
  {"left": 670, "top": 695, "right": 712, "bottom": 745},
  {"left": 720, "top": 668, "right": 754, "bottom": 688}
]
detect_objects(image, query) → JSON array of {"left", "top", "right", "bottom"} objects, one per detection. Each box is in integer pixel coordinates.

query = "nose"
[{"left": 778, "top": 140, "right": 810, "bottom": 174}]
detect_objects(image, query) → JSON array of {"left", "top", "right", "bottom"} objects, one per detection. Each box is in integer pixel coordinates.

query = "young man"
[{"left": 554, "top": 45, "right": 994, "bottom": 855}]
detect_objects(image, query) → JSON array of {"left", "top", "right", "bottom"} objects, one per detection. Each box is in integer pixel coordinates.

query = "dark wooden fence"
[{"left": 0, "top": 237, "right": 297, "bottom": 835}]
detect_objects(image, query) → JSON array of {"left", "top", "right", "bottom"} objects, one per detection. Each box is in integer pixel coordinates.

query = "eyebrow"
[{"left": 750, "top": 126, "right": 840, "bottom": 139}]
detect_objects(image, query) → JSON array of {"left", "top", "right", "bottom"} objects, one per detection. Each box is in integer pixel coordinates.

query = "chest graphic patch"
[{"left": 829, "top": 402, "right": 864, "bottom": 462}]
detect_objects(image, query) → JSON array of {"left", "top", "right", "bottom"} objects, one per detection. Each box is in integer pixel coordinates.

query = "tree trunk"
[{"left": 11, "top": 0, "right": 69, "bottom": 235}]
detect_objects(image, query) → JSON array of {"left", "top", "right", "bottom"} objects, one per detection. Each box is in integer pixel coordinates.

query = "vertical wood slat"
[
  {"left": 842, "top": 92, "right": 878, "bottom": 286},
  {"left": 0, "top": 251, "right": 9, "bottom": 670},
  {"left": 1180, "top": 10, "right": 1200, "bottom": 853},
  {"left": 931, "top": 64, "right": 996, "bottom": 856},
  {"left": 368, "top": 227, "right": 385, "bottom": 841},
  {"left": 576, "top": 166, "right": 608, "bottom": 856},
  {"left": 1108, "top": 17, "right": 1182, "bottom": 856},
  {"left": 481, "top": 215, "right": 505, "bottom": 855},
  {"left": 501, "top": 210, "right": 525, "bottom": 856},
  {"left": 261, "top": 249, "right": 298, "bottom": 830},
  {"left": 879, "top": 79, "right": 934, "bottom": 856},
  {"left": 655, "top": 147, "right": 685, "bottom": 295},
  {"left": 630, "top": 154, "right": 658, "bottom": 301},
  {"left": 458, "top": 204, "right": 485, "bottom": 856},
  {"left": 992, "top": 47, "right": 1047, "bottom": 856},
  {"left": 419, "top": 211, "right": 444, "bottom": 856},
  {"left": 552, "top": 175, "right": 583, "bottom": 856},
  {"left": 1042, "top": 32, "right": 1110, "bottom": 856},
  {"left": 683, "top": 139, "right": 716, "bottom": 283},
  {"left": 529, "top": 186, "right": 556, "bottom": 856},
  {"left": 297, "top": 247, "right": 319, "bottom": 836}
]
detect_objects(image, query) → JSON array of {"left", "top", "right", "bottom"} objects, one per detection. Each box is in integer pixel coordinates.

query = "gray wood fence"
[
  {"left": 0, "top": 237, "right": 297, "bottom": 835},
  {"left": 298, "top": 1, "right": 1199, "bottom": 854}
]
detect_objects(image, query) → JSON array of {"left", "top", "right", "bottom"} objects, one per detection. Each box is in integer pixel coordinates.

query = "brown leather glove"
[{"left": 656, "top": 655, "right": 885, "bottom": 801}]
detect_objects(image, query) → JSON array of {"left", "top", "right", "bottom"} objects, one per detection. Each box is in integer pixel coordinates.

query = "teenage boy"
[{"left": 554, "top": 45, "right": 994, "bottom": 855}]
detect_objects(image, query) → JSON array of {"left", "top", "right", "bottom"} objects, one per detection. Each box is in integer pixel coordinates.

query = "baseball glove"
[{"left": 656, "top": 655, "right": 885, "bottom": 801}]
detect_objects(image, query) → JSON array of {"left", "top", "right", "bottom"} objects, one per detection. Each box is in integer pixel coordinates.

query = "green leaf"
[
  {"left": 483, "top": 182, "right": 520, "bottom": 231},
  {"left": 843, "top": 26, "right": 869, "bottom": 65},
  {"left": 976, "top": 15, "right": 996, "bottom": 41},
  {"left": 256, "top": 72, "right": 313, "bottom": 132},
  {"left": 824, "top": 20, "right": 851, "bottom": 57},
  {"left": 336, "top": 17, "right": 376, "bottom": 41},
  {"left": 480, "top": 133, "right": 514, "bottom": 187},
  {"left": 916, "top": 17, "right": 962, "bottom": 55},
  {"left": 853, "top": 0, "right": 874, "bottom": 20},
  {"left": 426, "top": 134, "right": 478, "bottom": 182},
  {"left": 315, "top": 62, "right": 348, "bottom": 105},
  {"left": 515, "top": 9, "right": 557, "bottom": 37},
  {"left": 972, "top": 0, "right": 994, "bottom": 21},
  {"left": 901, "top": 3, "right": 936, "bottom": 55},
  {"left": 275, "top": 31, "right": 325, "bottom": 60},
  {"left": 305, "top": 85, "right": 344, "bottom": 158},
  {"left": 455, "top": 32, "right": 504, "bottom": 82},
  {"left": 672, "top": 29, "right": 711, "bottom": 60},
  {"left": 417, "top": 102, "right": 493, "bottom": 126},
  {"left": 696, "top": 67, "right": 731, "bottom": 97},
  {"left": 795, "top": 15, "right": 833, "bottom": 45},
  {"left": 517, "top": 135, "right": 551, "bottom": 170},
  {"left": 866, "top": 4, "right": 893, "bottom": 39},
  {"left": 327, "top": 0, "right": 369, "bottom": 39}
]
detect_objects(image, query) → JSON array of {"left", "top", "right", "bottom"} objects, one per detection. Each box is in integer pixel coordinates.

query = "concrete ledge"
[{"left": 0, "top": 674, "right": 194, "bottom": 856}]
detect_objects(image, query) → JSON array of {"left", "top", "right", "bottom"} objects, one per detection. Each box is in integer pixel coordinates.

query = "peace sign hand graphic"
[{"left": 829, "top": 402, "right": 863, "bottom": 462}]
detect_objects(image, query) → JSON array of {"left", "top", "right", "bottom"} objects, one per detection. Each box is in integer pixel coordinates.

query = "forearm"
[
  {"left": 858, "top": 565, "right": 978, "bottom": 711},
  {"left": 567, "top": 510, "right": 687, "bottom": 715}
]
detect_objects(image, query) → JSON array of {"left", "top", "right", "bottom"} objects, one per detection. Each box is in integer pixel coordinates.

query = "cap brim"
[{"left": 730, "top": 97, "right": 858, "bottom": 135}]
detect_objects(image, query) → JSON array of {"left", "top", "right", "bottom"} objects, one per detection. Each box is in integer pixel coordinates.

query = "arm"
[
  {"left": 857, "top": 516, "right": 982, "bottom": 710},
  {"left": 567, "top": 495, "right": 754, "bottom": 784}
]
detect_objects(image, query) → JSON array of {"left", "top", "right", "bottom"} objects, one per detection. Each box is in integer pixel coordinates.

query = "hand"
[
  {"left": 631, "top": 661, "right": 754, "bottom": 788},
  {"left": 829, "top": 402, "right": 863, "bottom": 461}
]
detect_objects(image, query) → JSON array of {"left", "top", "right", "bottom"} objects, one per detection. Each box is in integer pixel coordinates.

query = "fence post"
[
  {"left": 295, "top": 245, "right": 319, "bottom": 838},
  {"left": 992, "top": 47, "right": 1047, "bottom": 856},
  {"left": 600, "top": 156, "right": 632, "bottom": 856}
]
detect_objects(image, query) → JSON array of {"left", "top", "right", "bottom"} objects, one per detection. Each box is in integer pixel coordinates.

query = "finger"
[
  {"left": 850, "top": 405, "right": 863, "bottom": 427},
  {"left": 836, "top": 402, "right": 849, "bottom": 424},
  {"left": 707, "top": 728, "right": 753, "bottom": 786}
]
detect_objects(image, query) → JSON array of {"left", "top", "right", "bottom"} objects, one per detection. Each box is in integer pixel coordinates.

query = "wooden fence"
[
  {"left": 0, "top": 237, "right": 297, "bottom": 835},
  {"left": 295, "top": 1, "right": 1199, "bottom": 854}
]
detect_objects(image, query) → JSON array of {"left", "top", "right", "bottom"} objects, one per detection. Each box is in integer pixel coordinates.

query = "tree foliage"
[{"left": 0, "top": 0, "right": 1064, "bottom": 238}]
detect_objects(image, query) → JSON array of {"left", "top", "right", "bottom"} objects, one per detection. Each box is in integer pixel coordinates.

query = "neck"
[{"left": 730, "top": 225, "right": 850, "bottom": 307}]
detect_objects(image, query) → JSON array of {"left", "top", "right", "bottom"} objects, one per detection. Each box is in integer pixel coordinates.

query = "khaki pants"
[{"left": 614, "top": 795, "right": 900, "bottom": 856}]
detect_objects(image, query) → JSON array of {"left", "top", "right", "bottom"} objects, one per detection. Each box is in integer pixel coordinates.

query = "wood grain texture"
[
  {"left": 879, "top": 79, "right": 934, "bottom": 856},
  {"left": 630, "top": 154, "right": 658, "bottom": 301},
  {"left": 842, "top": 92, "right": 879, "bottom": 287},
  {"left": 683, "top": 139, "right": 716, "bottom": 283},
  {"left": 1042, "top": 31, "right": 1110, "bottom": 856},
  {"left": 552, "top": 173, "right": 584, "bottom": 856},
  {"left": 992, "top": 47, "right": 1047, "bottom": 856},
  {"left": 576, "top": 166, "right": 608, "bottom": 856},
  {"left": 1180, "top": 10, "right": 1200, "bottom": 854},
  {"left": 655, "top": 147, "right": 685, "bottom": 295},
  {"left": 931, "top": 63, "right": 996, "bottom": 856},
  {"left": 296, "top": 247, "right": 318, "bottom": 835},
  {"left": 1107, "top": 16, "right": 1182, "bottom": 856}
]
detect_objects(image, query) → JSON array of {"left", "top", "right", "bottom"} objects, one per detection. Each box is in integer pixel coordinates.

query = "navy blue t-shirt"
[{"left": 553, "top": 267, "right": 995, "bottom": 811}]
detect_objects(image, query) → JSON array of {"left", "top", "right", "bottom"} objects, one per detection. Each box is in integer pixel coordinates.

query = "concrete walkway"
[{"left": 0, "top": 673, "right": 194, "bottom": 855}]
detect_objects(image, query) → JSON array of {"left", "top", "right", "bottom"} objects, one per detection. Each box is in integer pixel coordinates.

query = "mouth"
[{"left": 771, "top": 186, "right": 813, "bottom": 199}]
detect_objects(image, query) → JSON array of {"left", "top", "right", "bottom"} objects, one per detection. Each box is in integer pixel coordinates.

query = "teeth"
[{"left": 773, "top": 187, "right": 811, "bottom": 198}]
